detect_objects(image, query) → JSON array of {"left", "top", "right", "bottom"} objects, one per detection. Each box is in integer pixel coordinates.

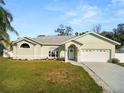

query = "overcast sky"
[{"left": 4, "top": 0, "right": 124, "bottom": 40}]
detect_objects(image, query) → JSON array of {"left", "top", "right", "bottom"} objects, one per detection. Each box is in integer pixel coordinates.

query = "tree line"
[{"left": 55, "top": 24, "right": 124, "bottom": 48}]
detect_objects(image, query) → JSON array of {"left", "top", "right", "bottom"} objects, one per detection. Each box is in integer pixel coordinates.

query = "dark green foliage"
[
  {"left": 113, "top": 24, "right": 124, "bottom": 46},
  {"left": 96, "top": 23, "right": 124, "bottom": 48},
  {"left": 77, "top": 31, "right": 89, "bottom": 36},
  {"left": 100, "top": 24, "right": 124, "bottom": 48},
  {"left": 75, "top": 32, "right": 79, "bottom": 36},
  {"left": 100, "top": 31, "right": 114, "bottom": 40},
  {"left": 0, "top": 0, "right": 5, "bottom": 4},
  {"left": 80, "top": 31, "right": 89, "bottom": 35},
  {"left": 55, "top": 24, "right": 73, "bottom": 36},
  {"left": 0, "top": 43, "right": 4, "bottom": 55},
  {"left": 0, "top": 0, "right": 18, "bottom": 48},
  {"left": 108, "top": 58, "right": 120, "bottom": 63}
]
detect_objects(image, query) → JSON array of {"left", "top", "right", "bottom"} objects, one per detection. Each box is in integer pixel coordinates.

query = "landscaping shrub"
[
  {"left": 57, "top": 57, "right": 65, "bottom": 61},
  {"left": 108, "top": 58, "right": 120, "bottom": 63}
]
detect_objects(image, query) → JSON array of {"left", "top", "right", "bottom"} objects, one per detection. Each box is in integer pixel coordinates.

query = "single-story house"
[{"left": 12, "top": 32, "right": 120, "bottom": 62}]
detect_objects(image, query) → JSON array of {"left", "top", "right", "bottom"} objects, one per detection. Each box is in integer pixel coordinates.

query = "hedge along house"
[{"left": 12, "top": 32, "right": 120, "bottom": 62}]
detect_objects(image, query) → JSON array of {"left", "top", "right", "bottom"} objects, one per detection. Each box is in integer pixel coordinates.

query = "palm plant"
[
  {"left": 0, "top": 0, "right": 18, "bottom": 48},
  {"left": 0, "top": 0, "right": 5, "bottom": 4}
]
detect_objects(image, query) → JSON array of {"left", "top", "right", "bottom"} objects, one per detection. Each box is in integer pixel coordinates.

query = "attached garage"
[
  {"left": 64, "top": 32, "right": 120, "bottom": 63},
  {"left": 80, "top": 49, "right": 111, "bottom": 62}
]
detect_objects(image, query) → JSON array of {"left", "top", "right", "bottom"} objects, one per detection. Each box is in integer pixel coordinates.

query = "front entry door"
[{"left": 68, "top": 48, "right": 75, "bottom": 60}]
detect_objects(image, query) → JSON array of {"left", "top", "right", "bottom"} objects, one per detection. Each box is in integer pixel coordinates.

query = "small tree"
[
  {"left": 100, "top": 31, "right": 114, "bottom": 40},
  {"left": 75, "top": 32, "right": 79, "bottom": 36},
  {"left": 79, "top": 31, "right": 89, "bottom": 35},
  {"left": 113, "top": 23, "right": 124, "bottom": 46},
  {"left": 0, "top": 0, "right": 18, "bottom": 48},
  {"left": 93, "top": 24, "right": 102, "bottom": 33},
  {"left": 55, "top": 24, "right": 73, "bottom": 36},
  {"left": 0, "top": 0, "right": 19, "bottom": 56},
  {"left": 0, "top": 0, "right": 5, "bottom": 4}
]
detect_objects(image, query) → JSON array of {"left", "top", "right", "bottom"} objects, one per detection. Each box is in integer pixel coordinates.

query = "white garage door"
[{"left": 81, "top": 49, "right": 110, "bottom": 62}]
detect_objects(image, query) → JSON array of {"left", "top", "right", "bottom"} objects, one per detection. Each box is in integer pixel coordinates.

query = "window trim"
[
  {"left": 20, "top": 43, "right": 30, "bottom": 48},
  {"left": 49, "top": 50, "right": 59, "bottom": 58}
]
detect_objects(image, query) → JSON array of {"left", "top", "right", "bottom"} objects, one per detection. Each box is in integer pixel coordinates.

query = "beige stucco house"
[{"left": 12, "top": 32, "right": 120, "bottom": 62}]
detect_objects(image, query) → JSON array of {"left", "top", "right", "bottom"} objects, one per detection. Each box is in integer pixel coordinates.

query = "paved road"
[{"left": 81, "top": 62, "right": 124, "bottom": 93}]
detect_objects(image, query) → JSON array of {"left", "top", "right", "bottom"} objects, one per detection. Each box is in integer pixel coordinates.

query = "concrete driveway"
[{"left": 81, "top": 62, "right": 124, "bottom": 93}]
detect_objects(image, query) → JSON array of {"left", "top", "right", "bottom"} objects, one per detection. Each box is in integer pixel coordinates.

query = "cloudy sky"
[{"left": 4, "top": 0, "right": 124, "bottom": 40}]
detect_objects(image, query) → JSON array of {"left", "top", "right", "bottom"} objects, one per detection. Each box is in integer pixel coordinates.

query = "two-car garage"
[
  {"left": 80, "top": 49, "right": 111, "bottom": 62},
  {"left": 65, "top": 32, "right": 120, "bottom": 63}
]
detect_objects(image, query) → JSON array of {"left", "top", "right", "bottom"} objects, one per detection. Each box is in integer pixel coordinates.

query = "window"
[
  {"left": 49, "top": 51, "right": 51, "bottom": 56},
  {"left": 52, "top": 51, "right": 55, "bottom": 57},
  {"left": 49, "top": 50, "right": 59, "bottom": 58},
  {"left": 20, "top": 43, "right": 30, "bottom": 48}
]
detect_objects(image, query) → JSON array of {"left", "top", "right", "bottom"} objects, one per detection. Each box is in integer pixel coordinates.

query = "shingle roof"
[
  {"left": 32, "top": 36, "right": 76, "bottom": 45},
  {"left": 12, "top": 32, "right": 120, "bottom": 46},
  {"left": 12, "top": 36, "right": 76, "bottom": 45},
  {"left": 62, "top": 32, "right": 121, "bottom": 45},
  {"left": 12, "top": 37, "right": 38, "bottom": 45}
]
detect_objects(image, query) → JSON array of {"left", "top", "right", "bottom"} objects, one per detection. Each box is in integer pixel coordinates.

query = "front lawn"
[{"left": 0, "top": 58, "right": 102, "bottom": 93}]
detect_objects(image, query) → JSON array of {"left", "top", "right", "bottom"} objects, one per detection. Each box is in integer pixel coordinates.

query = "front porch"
[{"left": 64, "top": 41, "right": 82, "bottom": 62}]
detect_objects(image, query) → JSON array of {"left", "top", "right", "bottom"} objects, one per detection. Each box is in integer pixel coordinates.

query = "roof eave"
[
  {"left": 90, "top": 32, "right": 121, "bottom": 45},
  {"left": 24, "top": 37, "right": 42, "bottom": 45},
  {"left": 61, "top": 32, "right": 121, "bottom": 45},
  {"left": 12, "top": 37, "right": 42, "bottom": 45},
  {"left": 41, "top": 44, "right": 61, "bottom": 46}
]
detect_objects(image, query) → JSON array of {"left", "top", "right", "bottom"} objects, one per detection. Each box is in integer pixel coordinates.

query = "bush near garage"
[{"left": 108, "top": 58, "right": 120, "bottom": 63}]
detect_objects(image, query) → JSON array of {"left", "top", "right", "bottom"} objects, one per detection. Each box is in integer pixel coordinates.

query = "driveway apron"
[{"left": 81, "top": 62, "right": 124, "bottom": 93}]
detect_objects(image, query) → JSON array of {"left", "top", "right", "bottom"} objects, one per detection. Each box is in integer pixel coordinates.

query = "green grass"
[{"left": 0, "top": 58, "right": 102, "bottom": 93}]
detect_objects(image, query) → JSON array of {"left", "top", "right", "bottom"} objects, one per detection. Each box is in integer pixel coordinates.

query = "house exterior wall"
[
  {"left": 76, "top": 34, "right": 115, "bottom": 58},
  {"left": 40, "top": 45, "right": 62, "bottom": 59},
  {"left": 58, "top": 45, "right": 65, "bottom": 58},
  {"left": 13, "top": 40, "right": 65, "bottom": 60},
  {"left": 13, "top": 34, "right": 116, "bottom": 61},
  {"left": 13, "top": 40, "right": 35, "bottom": 59},
  {"left": 65, "top": 34, "right": 116, "bottom": 62},
  {"left": 34, "top": 44, "right": 42, "bottom": 59}
]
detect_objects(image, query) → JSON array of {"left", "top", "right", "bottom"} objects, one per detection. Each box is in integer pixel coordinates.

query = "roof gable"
[
  {"left": 12, "top": 36, "right": 76, "bottom": 45},
  {"left": 12, "top": 37, "right": 39, "bottom": 45},
  {"left": 62, "top": 32, "right": 121, "bottom": 45},
  {"left": 12, "top": 32, "right": 120, "bottom": 46}
]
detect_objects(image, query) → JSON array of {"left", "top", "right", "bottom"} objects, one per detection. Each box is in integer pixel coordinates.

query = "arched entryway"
[{"left": 68, "top": 44, "right": 77, "bottom": 61}]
